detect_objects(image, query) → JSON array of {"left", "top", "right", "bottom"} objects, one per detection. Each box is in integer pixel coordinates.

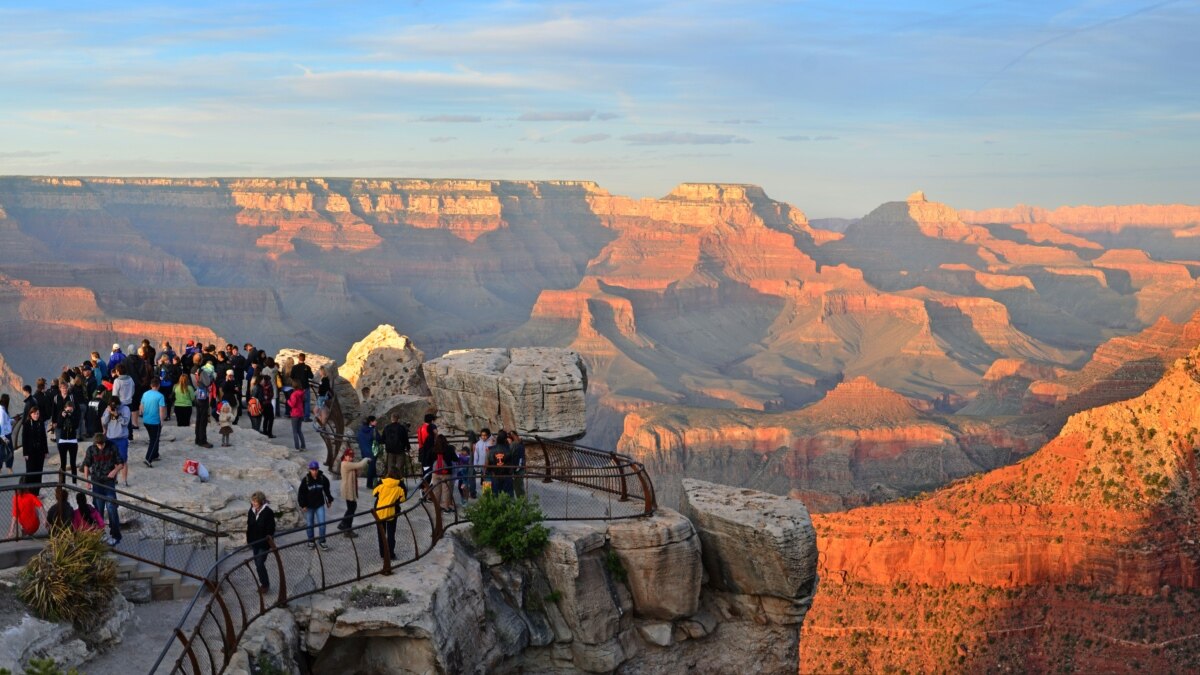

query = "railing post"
[
  {"left": 55, "top": 470, "right": 65, "bottom": 514},
  {"left": 176, "top": 628, "right": 201, "bottom": 674},
  {"left": 208, "top": 581, "right": 238, "bottom": 659},
  {"left": 633, "top": 463, "right": 656, "bottom": 515},
  {"left": 539, "top": 439, "right": 554, "bottom": 483},
  {"left": 612, "top": 452, "right": 630, "bottom": 502},
  {"left": 431, "top": 478, "right": 444, "bottom": 540},
  {"left": 269, "top": 536, "right": 288, "bottom": 608}
]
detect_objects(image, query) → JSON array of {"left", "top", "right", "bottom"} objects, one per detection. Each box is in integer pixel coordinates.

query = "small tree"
[
  {"left": 19, "top": 529, "right": 117, "bottom": 624},
  {"left": 463, "top": 493, "right": 550, "bottom": 561}
]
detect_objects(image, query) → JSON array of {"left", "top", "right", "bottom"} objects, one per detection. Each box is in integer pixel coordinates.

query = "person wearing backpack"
[
  {"left": 288, "top": 386, "right": 307, "bottom": 451},
  {"left": 372, "top": 467, "right": 406, "bottom": 560},
  {"left": 246, "top": 383, "right": 264, "bottom": 433}
]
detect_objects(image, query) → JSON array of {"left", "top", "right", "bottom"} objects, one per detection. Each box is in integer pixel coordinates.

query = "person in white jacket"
[{"left": 472, "top": 428, "right": 492, "bottom": 498}]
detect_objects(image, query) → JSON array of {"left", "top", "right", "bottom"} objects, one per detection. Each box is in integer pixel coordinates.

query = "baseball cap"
[
  {"left": 112, "top": 343, "right": 120, "bottom": 351},
  {"left": 308, "top": 461, "right": 320, "bottom": 470}
]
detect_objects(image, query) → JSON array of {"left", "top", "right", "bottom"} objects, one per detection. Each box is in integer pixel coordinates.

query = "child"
[
  {"left": 72, "top": 491, "right": 105, "bottom": 532},
  {"left": 455, "top": 445, "right": 472, "bottom": 504},
  {"left": 218, "top": 401, "right": 235, "bottom": 447}
]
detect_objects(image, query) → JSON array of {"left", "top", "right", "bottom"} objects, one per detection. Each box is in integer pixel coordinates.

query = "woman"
[
  {"left": 432, "top": 434, "right": 457, "bottom": 513},
  {"left": 0, "top": 394, "right": 13, "bottom": 475},
  {"left": 21, "top": 407, "right": 48, "bottom": 482},
  {"left": 72, "top": 492, "right": 104, "bottom": 532},
  {"left": 337, "top": 446, "right": 370, "bottom": 532},
  {"left": 246, "top": 491, "right": 276, "bottom": 593},
  {"left": 53, "top": 384, "right": 81, "bottom": 482},
  {"left": 315, "top": 366, "right": 331, "bottom": 426},
  {"left": 173, "top": 372, "right": 194, "bottom": 427},
  {"left": 258, "top": 375, "right": 276, "bottom": 438},
  {"left": 288, "top": 385, "right": 306, "bottom": 451},
  {"left": 157, "top": 355, "right": 178, "bottom": 421}
]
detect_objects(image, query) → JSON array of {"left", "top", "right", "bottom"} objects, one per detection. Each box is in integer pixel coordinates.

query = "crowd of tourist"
[{"left": 0, "top": 336, "right": 530, "bottom": 589}]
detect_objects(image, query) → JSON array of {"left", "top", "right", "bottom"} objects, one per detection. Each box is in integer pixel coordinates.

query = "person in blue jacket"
[{"left": 356, "top": 416, "right": 379, "bottom": 489}]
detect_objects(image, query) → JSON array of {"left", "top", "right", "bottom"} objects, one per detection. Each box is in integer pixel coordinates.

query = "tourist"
[
  {"left": 357, "top": 415, "right": 379, "bottom": 489},
  {"left": 290, "top": 354, "right": 314, "bottom": 422},
  {"left": 192, "top": 356, "right": 214, "bottom": 448},
  {"left": 101, "top": 399, "right": 131, "bottom": 487},
  {"left": 45, "top": 491, "right": 74, "bottom": 533},
  {"left": 51, "top": 381, "right": 82, "bottom": 481},
  {"left": 257, "top": 375, "right": 276, "bottom": 439},
  {"left": 472, "top": 428, "right": 491, "bottom": 499},
  {"left": 218, "top": 401, "right": 235, "bottom": 447},
  {"left": 337, "top": 446, "right": 369, "bottom": 534},
  {"left": 380, "top": 413, "right": 410, "bottom": 483},
  {"left": 173, "top": 372, "right": 194, "bottom": 427},
  {"left": 0, "top": 394, "right": 12, "bottom": 475},
  {"left": 488, "top": 430, "right": 515, "bottom": 497},
  {"left": 229, "top": 346, "right": 246, "bottom": 399},
  {"left": 417, "top": 413, "right": 438, "bottom": 489},
  {"left": 222, "top": 370, "right": 242, "bottom": 425},
  {"left": 157, "top": 355, "right": 179, "bottom": 421},
  {"left": 246, "top": 491, "right": 276, "bottom": 593},
  {"left": 509, "top": 431, "right": 527, "bottom": 498},
  {"left": 432, "top": 434, "right": 456, "bottom": 512},
  {"left": 455, "top": 445, "right": 472, "bottom": 504},
  {"left": 246, "top": 377, "right": 264, "bottom": 434},
  {"left": 84, "top": 387, "right": 106, "bottom": 438},
  {"left": 372, "top": 467, "right": 406, "bottom": 561},
  {"left": 297, "top": 461, "right": 333, "bottom": 550},
  {"left": 90, "top": 351, "right": 108, "bottom": 383},
  {"left": 72, "top": 492, "right": 104, "bottom": 532},
  {"left": 243, "top": 343, "right": 260, "bottom": 397},
  {"left": 21, "top": 385, "right": 36, "bottom": 421},
  {"left": 140, "top": 377, "right": 167, "bottom": 466},
  {"left": 287, "top": 385, "right": 307, "bottom": 450},
  {"left": 7, "top": 488, "right": 45, "bottom": 539},
  {"left": 111, "top": 363, "right": 135, "bottom": 423},
  {"left": 315, "top": 365, "right": 331, "bottom": 423},
  {"left": 21, "top": 407, "right": 48, "bottom": 482},
  {"left": 124, "top": 346, "right": 147, "bottom": 436},
  {"left": 81, "top": 433, "right": 123, "bottom": 545},
  {"left": 107, "top": 344, "right": 125, "bottom": 373}
]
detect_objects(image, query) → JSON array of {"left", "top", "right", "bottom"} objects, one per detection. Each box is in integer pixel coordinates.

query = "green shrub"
[
  {"left": 19, "top": 529, "right": 117, "bottom": 625},
  {"left": 603, "top": 548, "right": 628, "bottom": 582},
  {"left": 0, "top": 657, "right": 81, "bottom": 675},
  {"left": 463, "top": 493, "right": 549, "bottom": 561}
]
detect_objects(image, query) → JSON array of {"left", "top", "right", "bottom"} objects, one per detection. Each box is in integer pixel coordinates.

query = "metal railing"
[
  {"left": 153, "top": 379, "right": 655, "bottom": 674},
  {"left": 0, "top": 469, "right": 222, "bottom": 580}
]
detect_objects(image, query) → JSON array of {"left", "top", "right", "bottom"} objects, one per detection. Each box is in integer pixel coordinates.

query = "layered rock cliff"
[{"left": 801, "top": 348, "right": 1200, "bottom": 673}]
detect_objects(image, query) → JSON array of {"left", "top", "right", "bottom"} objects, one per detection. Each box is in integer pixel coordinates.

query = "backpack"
[
  {"left": 194, "top": 384, "right": 208, "bottom": 401},
  {"left": 247, "top": 396, "right": 262, "bottom": 417}
]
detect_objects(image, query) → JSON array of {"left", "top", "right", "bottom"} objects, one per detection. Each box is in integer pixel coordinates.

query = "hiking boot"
[{"left": 318, "top": 541, "right": 330, "bottom": 551}]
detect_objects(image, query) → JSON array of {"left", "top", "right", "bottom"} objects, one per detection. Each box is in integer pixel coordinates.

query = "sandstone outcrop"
[
  {"left": 0, "top": 581, "right": 132, "bottom": 674},
  {"left": 423, "top": 348, "right": 587, "bottom": 438},
  {"left": 338, "top": 324, "right": 429, "bottom": 399},
  {"left": 292, "top": 480, "right": 817, "bottom": 674}
]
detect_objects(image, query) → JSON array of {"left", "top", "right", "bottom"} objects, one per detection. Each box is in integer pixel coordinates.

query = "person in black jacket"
[
  {"left": 246, "top": 491, "right": 276, "bottom": 592},
  {"left": 380, "top": 414, "right": 410, "bottom": 481},
  {"left": 21, "top": 407, "right": 48, "bottom": 483},
  {"left": 297, "top": 461, "right": 333, "bottom": 550}
]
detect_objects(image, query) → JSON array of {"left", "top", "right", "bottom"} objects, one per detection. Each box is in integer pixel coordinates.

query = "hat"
[
  {"left": 187, "top": 339, "right": 195, "bottom": 346},
  {"left": 112, "top": 343, "right": 120, "bottom": 351},
  {"left": 308, "top": 460, "right": 320, "bottom": 470}
]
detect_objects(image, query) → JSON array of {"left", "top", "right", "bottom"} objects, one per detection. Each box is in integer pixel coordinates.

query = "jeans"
[
  {"left": 250, "top": 415, "right": 261, "bottom": 433},
  {"left": 109, "top": 437, "right": 129, "bottom": 464},
  {"left": 339, "top": 500, "right": 357, "bottom": 529},
  {"left": 145, "top": 423, "right": 162, "bottom": 462},
  {"left": 291, "top": 417, "right": 305, "bottom": 449},
  {"left": 455, "top": 467, "right": 470, "bottom": 501},
  {"left": 0, "top": 436, "right": 11, "bottom": 469},
  {"left": 304, "top": 505, "right": 327, "bottom": 543},
  {"left": 93, "top": 481, "right": 121, "bottom": 541},
  {"left": 251, "top": 541, "right": 271, "bottom": 589}
]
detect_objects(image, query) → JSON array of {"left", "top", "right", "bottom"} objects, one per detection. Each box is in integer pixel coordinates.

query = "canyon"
[{"left": 2, "top": 177, "right": 1200, "bottom": 513}]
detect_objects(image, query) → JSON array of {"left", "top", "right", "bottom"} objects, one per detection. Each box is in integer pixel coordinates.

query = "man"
[
  {"left": 246, "top": 491, "right": 276, "bottom": 593},
  {"left": 471, "top": 428, "right": 491, "bottom": 499},
  {"left": 244, "top": 343, "right": 260, "bottom": 397},
  {"left": 372, "top": 467, "right": 406, "bottom": 561},
  {"left": 230, "top": 346, "right": 247, "bottom": 399},
  {"left": 107, "top": 343, "right": 125, "bottom": 373},
  {"left": 508, "top": 430, "right": 527, "bottom": 498},
  {"left": 290, "top": 354, "right": 314, "bottom": 422},
  {"left": 381, "top": 413, "right": 410, "bottom": 483},
  {"left": 139, "top": 377, "right": 167, "bottom": 467},
  {"left": 90, "top": 351, "right": 109, "bottom": 383},
  {"left": 357, "top": 416, "right": 379, "bottom": 489},
  {"left": 417, "top": 413, "right": 438, "bottom": 489},
  {"left": 81, "top": 433, "right": 124, "bottom": 545},
  {"left": 297, "top": 461, "right": 333, "bottom": 550}
]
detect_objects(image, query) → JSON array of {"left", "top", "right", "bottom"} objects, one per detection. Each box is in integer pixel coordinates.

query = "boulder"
[
  {"left": 536, "top": 522, "right": 629, "bottom": 646},
  {"left": 227, "top": 608, "right": 303, "bottom": 675},
  {"left": 680, "top": 478, "right": 818, "bottom": 609},
  {"left": 607, "top": 509, "right": 702, "bottom": 620},
  {"left": 423, "top": 348, "right": 587, "bottom": 438},
  {"left": 339, "top": 324, "right": 430, "bottom": 400},
  {"left": 362, "top": 394, "right": 429, "bottom": 430}
]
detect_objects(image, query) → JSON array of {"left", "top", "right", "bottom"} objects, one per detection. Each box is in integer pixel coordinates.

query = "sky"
[{"left": 0, "top": 0, "right": 1197, "bottom": 217}]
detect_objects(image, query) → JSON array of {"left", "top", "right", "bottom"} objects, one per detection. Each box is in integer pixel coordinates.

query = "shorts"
[{"left": 109, "top": 437, "right": 129, "bottom": 463}]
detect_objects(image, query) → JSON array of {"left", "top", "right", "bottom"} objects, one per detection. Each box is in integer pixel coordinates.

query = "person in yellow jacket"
[{"left": 372, "top": 468, "right": 405, "bottom": 560}]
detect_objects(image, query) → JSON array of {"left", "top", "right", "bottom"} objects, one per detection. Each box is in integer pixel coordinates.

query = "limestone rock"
[
  {"left": 680, "top": 478, "right": 818, "bottom": 605},
  {"left": 339, "top": 324, "right": 430, "bottom": 401},
  {"left": 227, "top": 608, "right": 302, "bottom": 675},
  {"left": 536, "top": 522, "right": 626, "bottom": 645},
  {"left": 423, "top": 347, "right": 587, "bottom": 438},
  {"left": 362, "top": 394, "right": 429, "bottom": 430},
  {"left": 607, "top": 509, "right": 702, "bottom": 620}
]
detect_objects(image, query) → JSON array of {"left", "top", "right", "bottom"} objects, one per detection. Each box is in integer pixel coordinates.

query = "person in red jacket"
[{"left": 287, "top": 386, "right": 306, "bottom": 451}]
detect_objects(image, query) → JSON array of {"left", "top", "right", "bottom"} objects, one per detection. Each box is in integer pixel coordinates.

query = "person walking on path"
[
  {"left": 81, "top": 433, "right": 123, "bottom": 545},
  {"left": 337, "top": 446, "right": 370, "bottom": 534},
  {"left": 298, "top": 461, "right": 333, "bottom": 550},
  {"left": 356, "top": 416, "right": 379, "bottom": 489},
  {"left": 246, "top": 491, "right": 276, "bottom": 593},
  {"left": 101, "top": 399, "right": 131, "bottom": 487},
  {"left": 288, "top": 386, "right": 306, "bottom": 451},
  {"left": 372, "top": 467, "right": 406, "bottom": 561},
  {"left": 140, "top": 377, "right": 166, "bottom": 466}
]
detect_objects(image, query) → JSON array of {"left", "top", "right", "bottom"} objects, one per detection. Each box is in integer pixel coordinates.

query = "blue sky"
[{"left": 0, "top": 0, "right": 1197, "bottom": 217}]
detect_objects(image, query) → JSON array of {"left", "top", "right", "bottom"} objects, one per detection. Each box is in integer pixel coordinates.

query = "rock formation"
[
  {"left": 801, "top": 347, "right": 1200, "bottom": 673},
  {"left": 423, "top": 348, "right": 587, "bottom": 438},
  {"left": 338, "top": 324, "right": 431, "bottom": 426},
  {"left": 285, "top": 480, "right": 817, "bottom": 674}
]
